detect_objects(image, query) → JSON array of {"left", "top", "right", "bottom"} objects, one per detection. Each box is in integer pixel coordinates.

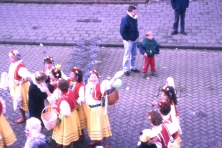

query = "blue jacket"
[
  {"left": 171, "top": 0, "right": 189, "bottom": 11},
  {"left": 120, "top": 14, "right": 139, "bottom": 41}
]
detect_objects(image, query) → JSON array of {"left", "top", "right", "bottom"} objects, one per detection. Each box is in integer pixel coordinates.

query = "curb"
[
  {"left": 0, "top": 0, "right": 149, "bottom": 4},
  {"left": 0, "top": 39, "right": 222, "bottom": 50}
]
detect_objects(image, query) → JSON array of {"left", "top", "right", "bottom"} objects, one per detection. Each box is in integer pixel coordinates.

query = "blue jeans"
[
  {"left": 173, "top": 9, "right": 186, "bottom": 32},
  {"left": 122, "top": 39, "right": 138, "bottom": 71}
]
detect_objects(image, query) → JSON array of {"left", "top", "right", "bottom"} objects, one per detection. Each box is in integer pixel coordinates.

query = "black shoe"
[
  {"left": 151, "top": 71, "right": 158, "bottom": 77},
  {"left": 171, "top": 31, "right": 178, "bottom": 35},
  {"left": 142, "top": 73, "right": 147, "bottom": 79},
  {"left": 124, "top": 71, "right": 130, "bottom": 76},
  {"left": 131, "top": 68, "right": 140, "bottom": 73},
  {"left": 180, "top": 31, "right": 187, "bottom": 35}
]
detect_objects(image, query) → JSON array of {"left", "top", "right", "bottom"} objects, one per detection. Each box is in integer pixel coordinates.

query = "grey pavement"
[
  {"left": 0, "top": 44, "right": 222, "bottom": 148},
  {"left": 0, "top": 0, "right": 222, "bottom": 49}
]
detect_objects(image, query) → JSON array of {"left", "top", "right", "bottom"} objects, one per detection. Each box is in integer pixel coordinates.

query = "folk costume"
[
  {"left": 8, "top": 50, "right": 31, "bottom": 113},
  {"left": 85, "top": 82, "right": 112, "bottom": 140},
  {"left": 162, "top": 114, "right": 181, "bottom": 148},
  {"left": 155, "top": 124, "right": 171, "bottom": 148},
  {"left": 52, "top": 89, "right": 81, "bottom": 146},
  {"left": 68, "top": 78, "right": 87, "bottom": 130},
  {"left": 0, "top": 98, "right": 17, "bottom": 147}
]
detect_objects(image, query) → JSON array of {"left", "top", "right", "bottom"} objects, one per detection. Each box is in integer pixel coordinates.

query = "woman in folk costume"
[
  {"left": 85, "top": 70, "right": 123, "bottom": 148},
  {"left": 24, "top": 117, "right": 47, "bottom": 148},
  {"left": 43, "top": 57, "right": 68, "bottom": 108},
  {"left": 28, "top": 72, "right": 51, "bottom": 126},
  {"left": 52, "top": 79, "right": 81, "bottom": 148},
  {"left": 8, "top": 50, "right": 31, "bottom": 123},
  {"left": 152, "top": 85, "right": 182, "bottom": 135},
  {"left": 47, "top": 64, "right": 63, "bottom": 106},
  {"left": 68, "top": 67, "right": 87, "bottom": 142},
  {"left": 0, "top": 97, "right": 17, "bottom": 147},
  {"left": 159, "top": 102, "right": 181, "bottom": 148},
  {"left": 43, "top": 56, "right": 68, "bottom": 80}
]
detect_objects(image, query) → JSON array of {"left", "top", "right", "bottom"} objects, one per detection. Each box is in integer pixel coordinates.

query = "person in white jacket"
[{"left": 8, "top": 50, "right": 31, "bottom": 124}]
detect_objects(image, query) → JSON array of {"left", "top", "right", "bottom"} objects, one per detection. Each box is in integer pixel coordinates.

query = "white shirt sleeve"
[
  {"left": 18, "top": 67, "right": 31, "bottom": 78},
  {"left": 60, "top": 100, "right": 71, "bottom": 117},
  {"left": 61, "top": 71, "right": 68, "bottom": 80},
  {"left": 155, "top": 142, "right": 162, "bottom": 148},
  {"left": 77, "top": 86, "right": 85, "bottom": 103},
  {"left": 47, "top": 88, "right": 60, "bottom": 105},
  {"left": 170, "top": 105, "right": 176, "bottom": 117}
]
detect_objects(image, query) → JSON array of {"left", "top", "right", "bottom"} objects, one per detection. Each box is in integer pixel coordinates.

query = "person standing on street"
[
  {"left": 171, "top": 0, "right": 189, "bottom": 35},
  {"left": 120, "top": 6, "right": 140, "bottom": 76},
  {"left": 8, "top": 50, "right": 31, "bottom": 124}
]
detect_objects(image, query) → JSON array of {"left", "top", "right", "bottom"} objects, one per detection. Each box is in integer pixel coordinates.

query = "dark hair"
[
  {"left": 160, "top": 102, "right": 171, "bottom": 116},
  {"left": 162, "top": 86, "right": 177, "bottom": 105},
  {"left": 128, "top": 6, "right": 137, "bottom": 12},
  {"left": 35, "top": 72, "right": 48, "bottom": 82},
  {"left": 71, "top": 68, "right": 83, "bottom": 83},
  {"left": 58, "top": 79, "right": 69, "bottom": 92},
  {"left": 149, "top": 111, "right": 162, "bottom": 126},
  {"left": 51, "top": 69, "right": 62, "bottom": 79}
]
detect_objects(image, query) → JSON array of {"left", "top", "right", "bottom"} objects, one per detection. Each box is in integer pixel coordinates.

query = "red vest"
[
  {"left": 0, "top": 101, "right": 2, "bottom": 115},
  {"left": 72, "top": 82, "right": 84, "bottom": 101},
  {"left": 156, "top": 125, "right": 171, "bottom": 148},
  {"left": 56, "top": 90, "right": 76, "bottom": 114},
  {"left": 14, "top": 62, "right": 26, "bottom": 80},
  {"left": 92, "top": 84, "right": 102, "bottom": 100}
]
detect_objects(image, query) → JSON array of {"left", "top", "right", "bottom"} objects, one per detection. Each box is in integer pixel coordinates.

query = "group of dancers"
[
  {"left": 0, "top": 49, "right": 182, "bottom": 148},
  {"left": 0, "top": 50, "right": 123, "bottom": 148},
  {"left": 137, "top": 77, "right": 182, "bottom": 148}
]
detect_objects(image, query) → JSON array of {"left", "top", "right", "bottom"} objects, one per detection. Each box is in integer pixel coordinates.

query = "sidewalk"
[{"left": 0, "top": 0, "right": 222, "bottom": 49}]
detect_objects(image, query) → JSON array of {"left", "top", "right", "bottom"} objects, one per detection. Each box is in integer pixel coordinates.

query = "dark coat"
[
  {"left": 28, "top": 81, "right": 48, "bottom": 123},
  {"left": 120, "top": 14, "right": 139, "bottom": 41},
  {"left": 137, "top": 142, "right": 157, "bottom": 148},
  {"left": 171, "top": 0, "right": 189, "bottom": 10}
]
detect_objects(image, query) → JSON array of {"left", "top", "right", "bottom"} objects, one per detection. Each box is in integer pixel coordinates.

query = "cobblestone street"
[{"left": 0, "top": 44, "right": 222, "bottom": 148}]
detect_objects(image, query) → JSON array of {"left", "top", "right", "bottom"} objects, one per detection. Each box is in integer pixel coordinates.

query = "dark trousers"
[
  {"left": 173, "top": 9, "right": 186, "bottom": 32},
  {"left": 142, "top": 56, "right": 156, "bottom": 73}
]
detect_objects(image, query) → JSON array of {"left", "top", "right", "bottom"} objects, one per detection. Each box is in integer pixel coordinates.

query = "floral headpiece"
[
  {"left": 162, "top": 86, "right": 171, "bottom": 95},
  {"left": 53, "top": 64, "right": 61, "bottom": 77},
  {"left": 8, "top": 50, "right": 19, "bottom": 57},
  {"left": 90, "top": 70, "right": 100, "bottom": 77},
  {"left": 148, "top": 110, "right": 153, "bottom": 120},
  {"left": 73, "top": 67, "right": 80, "bottom": 76},
  {"left": 44, "top": 56, "right": 54, "bottom": 62}
]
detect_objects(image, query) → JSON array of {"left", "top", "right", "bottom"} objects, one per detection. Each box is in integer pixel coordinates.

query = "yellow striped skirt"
[
  {"left": 0, "top": 114, "right": 17, "bottom": 147},
  {"left": 87, "top": 105, "right": 112, "bottom": 140},
  {"left": 76, "top": 103, "right": 88, "bottom": 130},
  {"left": 13, "top": 81, "right": 30, "bottom": 111},
  {"left": 52, "top": 110, "right": 81, "bottom": 146}
]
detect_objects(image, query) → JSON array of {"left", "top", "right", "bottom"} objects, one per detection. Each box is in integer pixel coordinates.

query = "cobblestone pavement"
[
  {"left": 0, "top": 44, "right": 222, "bottom": 148},
  {"left": 0, "top": 0, "right": 222, "bottom": 49}
]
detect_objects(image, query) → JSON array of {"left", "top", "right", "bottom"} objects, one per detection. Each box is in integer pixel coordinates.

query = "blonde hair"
[
  {"left": 145, "top": 30, "right": 152, "bottom": 37},
  {"left": 26, "top": 117, "right": 41, "bottom": 133}
]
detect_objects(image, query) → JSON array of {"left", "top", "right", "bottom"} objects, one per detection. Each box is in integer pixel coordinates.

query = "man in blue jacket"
[
  {"left": 171, "top": 0, "right": 189, "bottom": 35},
  {"left": 120, "top": 6, "right": 140, "bottom": 76}
]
